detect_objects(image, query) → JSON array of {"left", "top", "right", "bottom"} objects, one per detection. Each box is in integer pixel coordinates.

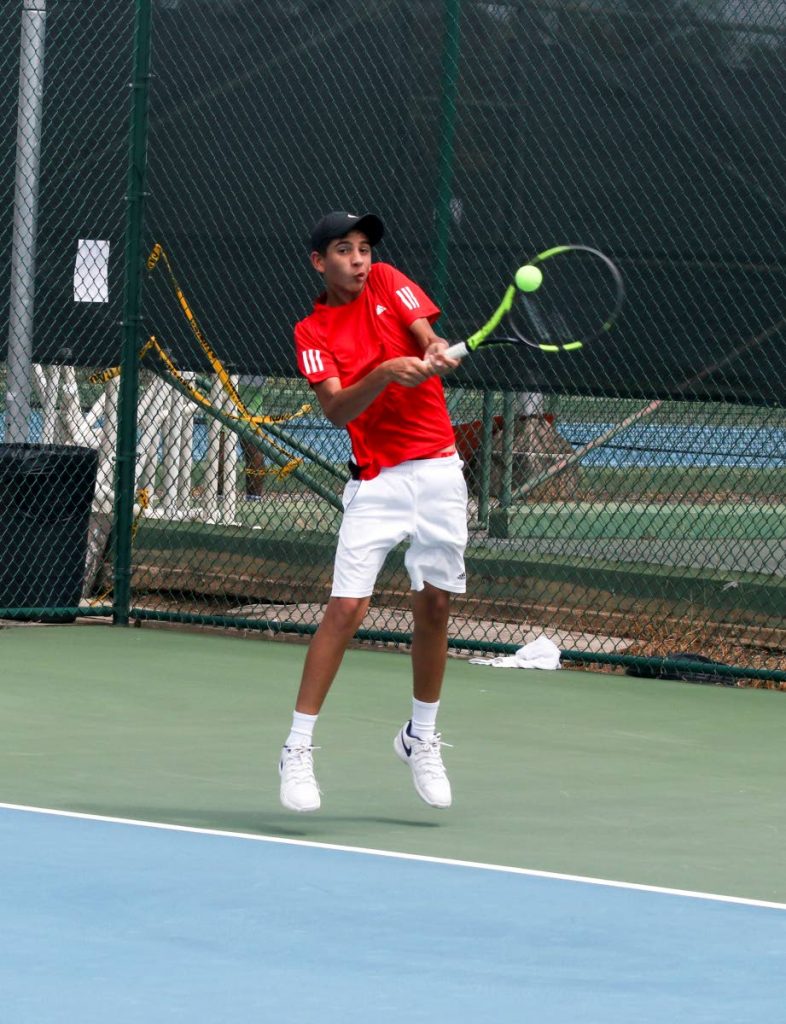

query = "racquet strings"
[{"left": 515, "top": 248, "right": 620, "bottom": 348}]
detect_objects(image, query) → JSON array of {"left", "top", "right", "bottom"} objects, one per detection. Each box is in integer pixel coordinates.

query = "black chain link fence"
[{"left": 1, "top": 0, "right": 785, "bottom": 683}]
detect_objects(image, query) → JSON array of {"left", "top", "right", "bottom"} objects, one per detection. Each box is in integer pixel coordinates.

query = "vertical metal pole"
[
  {"left": 113, "top": 0, "right": 153, "bottom": 625},
  {"left": 431, "top": 0, "right": 462, "bottom": 312},
  {"left": 477, "top": 389, "right": 494, "bottom": 528},
  {"left": 6, "top": 0, "right": 47, "bottom": 444},
  {"left": 500, "top": 390, "right": 515, "bottom": 509}
]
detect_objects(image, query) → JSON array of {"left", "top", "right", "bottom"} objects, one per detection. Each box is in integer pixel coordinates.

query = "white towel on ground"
[{"left": 468, "top": 636, "right": 561, "bottom": 670}]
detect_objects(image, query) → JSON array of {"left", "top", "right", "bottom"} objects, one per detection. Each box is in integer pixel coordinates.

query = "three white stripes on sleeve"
[
  {"left": 396, "top": 286, "right": 420, "bottom": 311},
  {"left": 302, "top": 349, "right": 324, "bottom": 375}
]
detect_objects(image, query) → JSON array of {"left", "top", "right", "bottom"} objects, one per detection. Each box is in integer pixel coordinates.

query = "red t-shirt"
[{"left": 294, "top": 262, "right": 455, "bottom": 480}]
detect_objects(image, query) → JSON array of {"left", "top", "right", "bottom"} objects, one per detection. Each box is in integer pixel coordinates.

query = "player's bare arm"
[{"left": 314, "top": 357, "right": 434, "bottom": 428}]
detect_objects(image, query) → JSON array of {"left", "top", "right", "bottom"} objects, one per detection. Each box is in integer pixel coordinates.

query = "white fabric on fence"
[{"left": 468, "top": 636, "right": 562, "bottom": 670}]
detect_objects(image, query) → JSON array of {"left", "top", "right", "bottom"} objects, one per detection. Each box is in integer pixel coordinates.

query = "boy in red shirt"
[{"left": 279, "top": 211, "right": 468, "bottom": 812}]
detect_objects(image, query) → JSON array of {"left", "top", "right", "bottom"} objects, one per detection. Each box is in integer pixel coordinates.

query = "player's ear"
[{"left": 310, "top": 250, "right": 326, "bottom": 274}]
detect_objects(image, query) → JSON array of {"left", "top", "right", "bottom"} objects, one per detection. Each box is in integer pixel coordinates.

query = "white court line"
[{"left": 2, "top": 801, "right": 785, "bottom": 912}]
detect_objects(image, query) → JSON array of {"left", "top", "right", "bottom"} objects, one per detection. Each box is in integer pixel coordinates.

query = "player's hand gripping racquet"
[{"left": 444, "top": 245, "right": 624, "bottom": 361}]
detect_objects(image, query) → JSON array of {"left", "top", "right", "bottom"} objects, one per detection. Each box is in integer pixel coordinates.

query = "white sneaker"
[
  {"left": 279, "top": 744, "right": 321, "bottom": 812},
  {"left": 394, "top": 721, "right": 452, "bottom": 809}
]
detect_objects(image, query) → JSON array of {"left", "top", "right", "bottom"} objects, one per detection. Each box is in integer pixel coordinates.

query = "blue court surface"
[{"left": 2, "top": 803, "right": 784, "bottom": 1023}]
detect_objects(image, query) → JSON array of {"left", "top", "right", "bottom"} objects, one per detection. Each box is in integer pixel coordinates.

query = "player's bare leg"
[
  {"left": 295, "top": 595, "right": 371, "bottom": 713},
  {"left": 411, "top": 582, "right": 451, "bottom": 703},
  {"left": 279, "top": 596, "right": 369, "bottom": 813}
]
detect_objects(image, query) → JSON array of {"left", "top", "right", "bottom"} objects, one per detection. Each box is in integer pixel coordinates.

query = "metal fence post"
[
  {"left": 6, "top": 0, "right": 47, "bottom": 444},
  {"left": 113, "top": 0, "right": 153, "bottom": 625},
  {"left": 432, "top": 0, "right": 462, "bottom": 313}
]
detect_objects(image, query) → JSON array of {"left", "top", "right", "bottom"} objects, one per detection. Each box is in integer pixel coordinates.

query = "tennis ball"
[{"left": 515, "top": 264, "right": 543, "bottom": 292}]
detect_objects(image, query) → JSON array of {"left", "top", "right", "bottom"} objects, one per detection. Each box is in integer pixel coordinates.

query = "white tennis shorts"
[{"left": 331, "top": 454, "right": 468, "bottom": 598}]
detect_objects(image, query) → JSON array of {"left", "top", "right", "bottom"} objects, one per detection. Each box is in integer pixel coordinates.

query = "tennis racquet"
[{"left": 444, "top": 244, "right": 624, "bottom": 361}]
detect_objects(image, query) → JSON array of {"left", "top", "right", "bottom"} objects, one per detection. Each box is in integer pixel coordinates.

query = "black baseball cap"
[{"left": 309, "top": 211, "right": 385, "bottom": 252}]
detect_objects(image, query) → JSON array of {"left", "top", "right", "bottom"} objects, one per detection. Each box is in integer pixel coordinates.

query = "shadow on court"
[{"left": 60, "top": 806, "right": 443, "bottom": 838}]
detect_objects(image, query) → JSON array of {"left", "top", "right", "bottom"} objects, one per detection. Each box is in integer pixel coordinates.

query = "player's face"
[{"left": 312, "top": 230, "right": 372, "bottom": 301}]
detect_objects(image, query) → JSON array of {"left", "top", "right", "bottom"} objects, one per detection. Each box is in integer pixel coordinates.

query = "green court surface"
[{"left": 1, "top": 622, "right": 784, "bottom": 903}]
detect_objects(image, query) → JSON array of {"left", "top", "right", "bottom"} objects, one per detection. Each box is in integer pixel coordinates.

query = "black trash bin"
[{"left": 0, "top": 444, "right": 99, "bottom": 621}]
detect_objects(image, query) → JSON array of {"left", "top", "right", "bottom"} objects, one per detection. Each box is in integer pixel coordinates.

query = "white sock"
[
  {"left": 285, "top": 710, "right": 318, "bottom": 748},
  {"left": 411, "top": 698, "right": 439, "bottom": 739}
]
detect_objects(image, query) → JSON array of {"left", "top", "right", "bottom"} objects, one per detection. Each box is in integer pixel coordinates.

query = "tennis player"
[{"left": 279, "top": 210, "right": 468, "bottom": 812}]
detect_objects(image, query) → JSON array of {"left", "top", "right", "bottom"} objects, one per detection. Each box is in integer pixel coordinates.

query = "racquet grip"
[{"left": 444, "top": 341, "right": 469, "bottom": 360}]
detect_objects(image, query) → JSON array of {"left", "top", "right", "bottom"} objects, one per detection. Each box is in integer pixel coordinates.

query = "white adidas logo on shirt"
[{"left": 375, "top": 304, "right": 386, "bottom": 315}]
